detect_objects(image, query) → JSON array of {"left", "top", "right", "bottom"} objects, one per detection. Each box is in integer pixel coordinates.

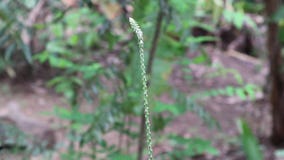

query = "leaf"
[
  {"left": 33, "top": 51, "right": 49, "bottom": 63},
  {"left": 108, "top": 153, "right": 135, "bottom": 160},
  {"left": 4, "top": 43, "right": 16, "bottom": 61},
  {"left": 216, "top": 88, "right": 227, "bottom": 95},
  {"left": 49, "top": 56, "right": 74, "bottom": 68},
  {"left": 245, "top": 16, "right": 257, "bottom": 30},
  {"left": 84, "top": 33, "right": 98, "bottom": 48},
  {"left": 0, "top": 6, "right": 10, "bottom": 21},
  {"left": 237, "top": 119, "right": 263, "bottom": 160},
  {"left": 153, "top": 101, "right": 181, "bottom": 116},
  {"left": 0, "top": 34, "right": 10, "bottom": 46},
  {"left": 75, "top": 63, "right": 101, "bottom": 79},
  {"left": 209, "top": 90, "right": 219, "bottom": 96},
  {"left": 240, "top": 1, "right": 264, "bottom": 14},
  {"left": 133, "top": 0, "right": 150, "bottom": 19},
  {"left": 64, "top": 11, "right": 81, "bottom": 28},
  {"left": 0, "top": 21, "right": 12, "bottom": 37},
  {"left": 152, "top": 114, "right": 170, "bottom": 132},
  {"left": 169, "top": 0, "right": 197, "bottom": 14},
  {"left": 157, "top": 36, "right": 186, "bottom": 59},
  {"left": 225, "top": 86, "right": 235, "bottom": 96},
  {"left": 54, "top": 106, "right": 93, "bottom": 124},
  {"left": 192, "top": 48, "right": 211, "bottom": 64},
  {"left": 235, "top": 88, "right": 247, "bottom": 100},
  {"left": 234, "top": 11, "right": 245, "bottom": 29},
  {"left": 188, "top": 20, "right": 216, "bottom": 32},
  {"left": 47, "top": 76, "right": 66, "bottom": 87},
  {"left": 68, "top": 35, "right": 79, "bottom": 46},
  {"left": 186, "top": 138, "right": 219, "bottom": 156},
  {"left": 169, "top": 134, "right": 219, "bottom": 157},
  {"left": 244, "top": 84, "right": 257, "bottom": 99},
  {"left": 50, "top": 24, "right": 64, "bottom": 37},
  {"left": 46, "top": 41, "right": 69, "bottom": 54},
  {"left": 70, "top": 123, "right": 84, "bottom": 131},
  {"left": 223, "top": 10, "right": 234, "bottom": 23},
  {"left": 54, "top": 106, "right": 71, "bottom": 120},
  {"left": 19, "top": 41, "right": 33, "bottom": 64},
  {"left": 186, "top": 36, "right": 217, "bottom": 44}
]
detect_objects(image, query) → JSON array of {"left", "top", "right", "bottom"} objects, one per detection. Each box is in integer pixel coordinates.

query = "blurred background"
[{"left": 0, "top": 0, "right": 283, "bottom": 159}]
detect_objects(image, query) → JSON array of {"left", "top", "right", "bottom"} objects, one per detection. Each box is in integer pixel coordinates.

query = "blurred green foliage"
[
  {"left": 237, "top": 119, "right": 263, "bottom": 160},
  {"left": 0, "top": 0, "right": 34, "bottom": 75}
]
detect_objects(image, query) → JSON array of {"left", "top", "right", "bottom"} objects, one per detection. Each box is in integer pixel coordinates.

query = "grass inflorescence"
[{"left": 129, "top": 17, "right": 154, "bottom": 160}]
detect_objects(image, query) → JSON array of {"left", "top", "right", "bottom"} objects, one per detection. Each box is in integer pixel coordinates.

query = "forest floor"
[
  {"left": 0, "top": 46, "right": 279, "bottom": 160},
  {"left": 165, "top": 46, "right": 275, "bottom": 160}
]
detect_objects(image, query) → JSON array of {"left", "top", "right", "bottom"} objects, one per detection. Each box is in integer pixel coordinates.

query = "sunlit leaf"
[
  {"left": 33, "top": 51, "right": 49, "bottom": 63},
  {"left": 225, "top": 86, "right": 235, "bottom": 96},
  {"left": 46, "top": 41, "right": 69, "bottom": 54},
  {"left": 68, "top": 35, "right": 79, "bottom": 46},
  {"left": 153, "top": 101, "right": 181, "bottom": 116},
  {"left": 235, "top": 88, "right": 247, "bottom": 100},
  {"left": 49, "top": 56, "right": 74, "bottom": 68},
  {"left": 244, "top": 84, "right": 258, "bottom": 99}
]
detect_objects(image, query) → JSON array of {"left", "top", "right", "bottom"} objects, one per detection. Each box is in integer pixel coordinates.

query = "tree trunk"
[{"left": 264, "top": 0, "right": 284, "bottom": 146}]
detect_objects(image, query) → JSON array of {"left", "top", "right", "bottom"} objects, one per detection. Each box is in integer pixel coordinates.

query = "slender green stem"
[{"left": 129, "top": 17, "right": 153, "bottom": 160}]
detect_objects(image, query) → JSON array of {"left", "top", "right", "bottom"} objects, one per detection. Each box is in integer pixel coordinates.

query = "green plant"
[
  {"left": 196, "top": 0, "right": 257, "bottom": 29},
  {"left": 190, "top": 84, "right": 260, "bottom": 101},
  {"left": 157, "top": 134, "right": 219, "bottom": 159},
  {"left": 28, "top": 1, "right": 262, "bottom": 159},
  {"left": 129, "top": 17, "right": 154, "bottom": 160},
  {"left": 35, "top": 5, "right": 128, "bottom": 159},
  {"left": 237, "top": 119, "right": 263, "bottom": 160},
  {"left": 0, "top": 0, "right": 34, "bottom": 76}
]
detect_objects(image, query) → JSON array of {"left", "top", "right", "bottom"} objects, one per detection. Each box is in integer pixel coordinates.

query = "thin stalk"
[{"left": 129, "top": 7, "right": 164, "bottom": 160}]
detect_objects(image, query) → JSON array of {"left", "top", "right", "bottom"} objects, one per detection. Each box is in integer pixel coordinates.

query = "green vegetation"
[{"left": 1, "top": 0, "right": 281, "bottom": 160}]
